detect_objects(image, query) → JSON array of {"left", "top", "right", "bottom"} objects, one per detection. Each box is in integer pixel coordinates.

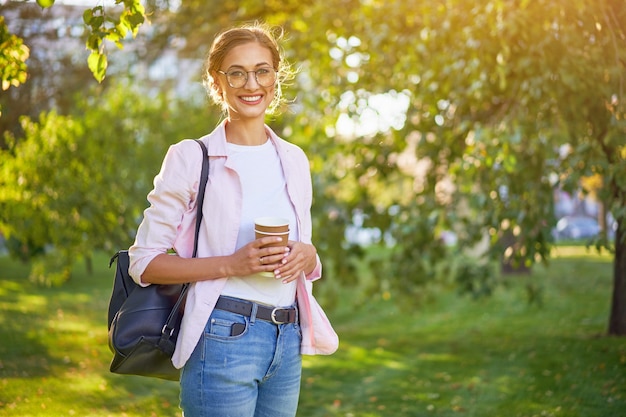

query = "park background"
[{"left": 1, "top": 0, "right": 625, "bottom": 416}]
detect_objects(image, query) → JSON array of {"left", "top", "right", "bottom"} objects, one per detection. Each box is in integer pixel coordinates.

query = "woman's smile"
[
  {"left": 217, "top": 42, "right": 276, "bottom": 121},
  {"left": 240, "top": 94, "right": 263, "bottom": 104}
]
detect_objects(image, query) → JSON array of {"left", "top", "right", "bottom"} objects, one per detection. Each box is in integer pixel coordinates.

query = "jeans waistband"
[{"left": 215, "top": 296, "right": 298, "bottom": 325}]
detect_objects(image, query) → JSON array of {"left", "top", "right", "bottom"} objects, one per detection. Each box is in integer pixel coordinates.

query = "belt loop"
[{"left": 250, "top": 302, "right": 258, "bottom": 324}]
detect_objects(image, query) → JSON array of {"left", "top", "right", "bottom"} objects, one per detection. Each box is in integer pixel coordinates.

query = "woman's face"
[{"left": 216, "top": 42, "right": 276, "bottom": 121}]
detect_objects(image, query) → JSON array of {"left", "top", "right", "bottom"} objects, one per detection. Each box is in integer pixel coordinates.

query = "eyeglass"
[{"left": 217, "top": 67, "right": 277, "bottom": 88}]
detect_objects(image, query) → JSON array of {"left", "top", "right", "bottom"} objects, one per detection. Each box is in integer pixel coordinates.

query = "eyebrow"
[{"left": 226, "top": 63, "right": 273, "bottom": 70}]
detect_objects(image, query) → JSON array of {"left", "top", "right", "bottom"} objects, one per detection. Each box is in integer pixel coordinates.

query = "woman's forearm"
[{"left": 141, "top": 253, "right": 232, "bottom": 284}]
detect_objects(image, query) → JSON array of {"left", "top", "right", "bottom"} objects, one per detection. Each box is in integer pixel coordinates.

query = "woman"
[{"left": 128, "top": 23, "right": 338, "bottom": 417}]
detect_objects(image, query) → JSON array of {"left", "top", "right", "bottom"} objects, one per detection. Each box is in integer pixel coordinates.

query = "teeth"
[{"left": 241, "top": 96, "right": 261, "bottom": 102}]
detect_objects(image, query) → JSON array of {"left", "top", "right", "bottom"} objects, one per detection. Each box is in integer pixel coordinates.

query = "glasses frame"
[{"left": 217, "top": 67, "right": 277, "bottom": 89}]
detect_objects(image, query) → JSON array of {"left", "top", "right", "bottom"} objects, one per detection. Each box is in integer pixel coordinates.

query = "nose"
[{"left": 244, "top": 71, "right": 260, "bottom": 88}]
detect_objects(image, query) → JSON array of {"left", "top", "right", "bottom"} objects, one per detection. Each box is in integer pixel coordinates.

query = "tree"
[
  {"left": 0, "top": 81, "right": 219, "bottom": 283},
  {"left": 177, "top": 0, "right": 623, "bottom": 330},
  {"left": 146, "top": 1, "right": 626, "bottom": 334},
  {"left": 0, "top": 14, "right": 29, "bottom": 127},
  {"left": 0, "top": 0, "right": 146, "bottom": 89},
  {"left": 2, "top": 0, "right": 625, "bottom": 334},
  {"left": 293, "top": 0, "right": 626, "bottom": 332},
  {"left": 0, "top": 15, "right": 28, "bottom": 91},
  {"left": 0, "top": 3, "right": 98, "bottom": 146}
]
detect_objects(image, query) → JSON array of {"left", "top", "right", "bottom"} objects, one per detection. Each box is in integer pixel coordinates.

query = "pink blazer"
[{"left": 129, "top": 121, "right": 338, "bottom": 368}]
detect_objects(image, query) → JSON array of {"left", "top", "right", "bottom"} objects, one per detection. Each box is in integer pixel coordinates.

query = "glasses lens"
[
  {"left": 255, "top": 68, "right": 276, "bottom": 87},
  {"left": 224, "top": 68, "right": 276, "bottom": 88},
  {"left": 227, "top": 70, "right": 247, "bottom": 88}
]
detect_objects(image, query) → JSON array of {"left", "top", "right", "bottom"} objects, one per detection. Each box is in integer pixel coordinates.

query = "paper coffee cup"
[
  {"left": 254, "top": 217, "right": 289, "bottom": 277},
  {"left": 254, "top": 217, "right": 289, "bottom": 247}
]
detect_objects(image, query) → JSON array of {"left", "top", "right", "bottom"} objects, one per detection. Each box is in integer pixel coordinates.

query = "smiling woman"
[
  {"left": 127, "top": 22, "right": 337, "bottom": 417},
  {"left": 211, "top": 41, "right": 278, "bottom": 125},
  {"left": 202, "top": 24, "right": 294, "bottom": 116}
]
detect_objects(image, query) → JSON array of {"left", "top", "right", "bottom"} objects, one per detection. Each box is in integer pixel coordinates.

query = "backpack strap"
[{"left": 159, "top": 139, "right": 209, "bottom": 342}]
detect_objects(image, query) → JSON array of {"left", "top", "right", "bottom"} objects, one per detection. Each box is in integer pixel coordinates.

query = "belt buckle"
[{"left": 271, "top": 307, "right": 286, "bottom": 324}]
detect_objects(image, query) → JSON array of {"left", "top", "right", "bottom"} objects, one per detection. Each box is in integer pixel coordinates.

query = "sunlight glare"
[{"left": 336, "top": 91, "right": 410, "bottom": 137}]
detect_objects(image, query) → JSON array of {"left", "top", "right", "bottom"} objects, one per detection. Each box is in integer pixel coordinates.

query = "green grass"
[{"left": 1, "top": 247, "right": 625, "bottom": 416}]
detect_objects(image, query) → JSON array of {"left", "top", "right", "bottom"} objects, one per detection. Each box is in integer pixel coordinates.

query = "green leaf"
[
  {"left": 36, "top": 0, "right": 55, "bottom": 8},
  {"left": 82, "top": 9, "right": 93, "bottom": 25},
  {"left": 105, "top": 31, "right": 123, "bottom": 44},
  {"left": 87, "top": 52, "right": 107, "bottom": 83},
  {"left": 115, "top": 21, "right": 128, "bottom": 39},
  {"left": 126, "top": 11, "right": 145, "bottom": 36},
  {"left": 85, "top": 34, "right": 101, "bottom": 52},
  {"left": 91, "top": 16, "right": 105, "bottom": 29}
]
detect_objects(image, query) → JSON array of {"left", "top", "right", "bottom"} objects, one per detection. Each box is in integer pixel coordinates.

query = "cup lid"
[
  {"left": 254, "top": 229, "right": 290, "bottom": 235},
  {"left": 254, "top": 217, "right": 290, "bottom": 227}
]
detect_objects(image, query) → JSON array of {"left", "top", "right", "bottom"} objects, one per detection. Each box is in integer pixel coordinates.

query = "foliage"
[
  {"left": 304, "top": 0, "right": 624, "bottom": 257},
  {"left": 278, "top": 0, "right": 626, "bottom": 328},
  {"left": 0, "top": 3, "right": 105, "bottom": 146},
  {"left": 0, "top": 82, "right": 219, "bottom": 284},
  {"left": 0, "top": 15, "right": 28, "bottom": 92},
  {"left": 36, "top": 0, "right": 55, "bottom": 7},
  {"left": 2, "top": 0, "right": 626, "bottom": 330},
  {"left": 0, "top": 14, "right": 29, "bottom": 122},
  {"left": 83, "top": 0, "right": 146, "bottom": 82},
  {"left": 0, "top": 0, "right": 146, "bottom": 85},
  {"left": 0, "top": 249, "right": 624, "bottom": 416},
  {"left": 234, "top": 0, "right": 625, "bottom": 319}
]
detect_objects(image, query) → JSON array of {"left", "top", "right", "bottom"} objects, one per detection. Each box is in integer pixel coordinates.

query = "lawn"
[{"left": 0, "top": 247, "right": 624, "bottom": 416}]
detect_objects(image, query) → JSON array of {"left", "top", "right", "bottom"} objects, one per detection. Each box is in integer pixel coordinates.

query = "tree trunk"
[
  {"left": 598, "top": 200, "right": 607, "bottom": 235},
  {"left": 608, "top": 218, "right": 626, "bottom": 335},
  {"left": 85, "top": 255, "right": 93, "bottom": 276}
]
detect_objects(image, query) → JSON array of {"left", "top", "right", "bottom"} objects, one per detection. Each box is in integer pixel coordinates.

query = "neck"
[{"left": 225, "top": 119, "right": 268, "bottom": 146}]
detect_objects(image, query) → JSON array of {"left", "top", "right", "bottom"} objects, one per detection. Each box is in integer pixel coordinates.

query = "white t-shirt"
[{"left": 220, "top": 139, "right": 298, "bottom": 307}]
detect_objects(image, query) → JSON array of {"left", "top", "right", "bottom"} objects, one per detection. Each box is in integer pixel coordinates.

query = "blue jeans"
[{"left": 180, "top": 303, "right": 302, "bottom": 417}]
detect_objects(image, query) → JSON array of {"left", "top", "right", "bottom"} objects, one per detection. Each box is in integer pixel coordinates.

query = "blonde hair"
[{"left": 202, "top": 22, "right": 294, "bottom": 114}]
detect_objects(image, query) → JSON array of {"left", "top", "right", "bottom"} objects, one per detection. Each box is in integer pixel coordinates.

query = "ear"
[{"left": 210, "top": 73, "right": 224, "bottom": 97}]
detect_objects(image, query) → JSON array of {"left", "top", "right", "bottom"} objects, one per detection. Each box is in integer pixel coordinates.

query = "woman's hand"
[
  {"left": 227, "top": 236, "right": 290, "bottom": 277},
  {"left": 273, "top": 241, "right": 317, "bottom": 283}
]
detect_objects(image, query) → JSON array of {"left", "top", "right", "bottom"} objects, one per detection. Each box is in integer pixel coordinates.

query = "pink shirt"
[{"left": 129, "top": 121, "right": 338, "bottom": 368}]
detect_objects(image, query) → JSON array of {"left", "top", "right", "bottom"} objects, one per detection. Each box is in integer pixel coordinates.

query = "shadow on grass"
[
  {"left": 0, "top": 254, "right": 109, "bottom": 377},
  {"left": 298, "top": 263, "right": 626, "bottom": 416},
  {"left": 0, "top": 253, "right": 182, "bottom": 415},
  {"left": 1, "top": 250, "right": 624, "bottom": 417},
  {"left": 0, "top": 260, "right": 72, "bottom": 379},
  {"left": 300, "top": 319, "right": 625, "bottom": 416}
]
